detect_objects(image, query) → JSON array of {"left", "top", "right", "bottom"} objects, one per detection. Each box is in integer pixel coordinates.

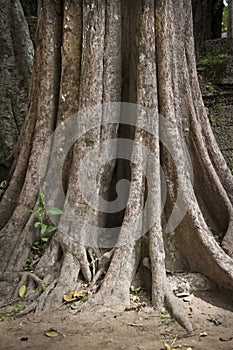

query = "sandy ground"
[{"left": 0, "top": 289, "right": 233, "bottom": 350}]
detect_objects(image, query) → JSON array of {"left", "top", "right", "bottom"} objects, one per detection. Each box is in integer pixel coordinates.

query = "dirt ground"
[{"left": 0, "top": 289, "right": 233, "bottom": 350}]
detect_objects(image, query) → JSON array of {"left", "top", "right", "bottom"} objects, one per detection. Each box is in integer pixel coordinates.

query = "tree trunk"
[
  {"left": 0, "top": 0, "right": 34, "bottom": 182},
  {"left": 228, "top": 0, "right": 233, "bottom": 37},
  {"left": 0, "top": 0, "right": 233, "bottom": 334},
  {"left": 192, "top": 0, "right": 224, "bottom": 55}
]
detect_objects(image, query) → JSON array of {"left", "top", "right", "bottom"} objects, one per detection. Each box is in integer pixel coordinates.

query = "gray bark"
[
  {"left": 0, "top": 0, "right": 34, "bottom": 181},
  {"left": 0, "top": 0, "right": 233, "bottom": 334}
]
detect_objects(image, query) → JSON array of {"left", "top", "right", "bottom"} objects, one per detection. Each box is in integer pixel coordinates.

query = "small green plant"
[
  {"left": 23, "top": 194, "right": 63, "bottom": 272},
  {"left": 208, "top": 115, "right": 217, "bottom": 130},
  {"left": 30, "top": 193, "right": 63, "bottom": 251},
  {"left": 206, "top": 81, "right": 215, "bottom": 92},
  {"left": 133, "top": 287, "right": 141, "bottom": 295},
  {"left": 23, "top": 258, "right": 33, "bottom": 271},
  {"left": 214, "top": 233, "right": 224, "bottom": 244},
  {"left": 214, "top": 102, "right": 224, "bottom": 120},
  {"left": 197, "top": 51, "right": 228, "bottom": 80},
  {"left": 227, "top": 156, "right": 233, "bottom": 174},
  {"left": 39, "top": 285, "right": 46, "bottom": 293},
  {"left": 0, "top": 303, "right": 26, "bottom": 320}
]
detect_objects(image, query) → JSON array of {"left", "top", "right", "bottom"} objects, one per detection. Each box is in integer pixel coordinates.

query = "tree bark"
[
  {"left": 0, "top": 0, "right": 34, "bottom": 182},
  {"left": 0, "top": 0, "right": 233, "bottom": 334},
  {"left": 192, "top": 0, "right": 224, "bottom": 55},
  {"left": 228, "top": 0, "right": 233, "bottom": 37}
]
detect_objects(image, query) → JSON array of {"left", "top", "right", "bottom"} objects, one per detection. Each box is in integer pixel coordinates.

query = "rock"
[
  {"left": 168, "top": 272, "right": 216, "bottom": 295},
  {"left": 198, "top": 38, "right": 233, "bottom": 171},
  {"left": 200, "top": 38, "right": 233, "bottom": 85}
]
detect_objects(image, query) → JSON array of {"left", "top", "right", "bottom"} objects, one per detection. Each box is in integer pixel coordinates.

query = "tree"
[
  {"left": 20, "top": 0, "right": 38, "bottom": 46},
  {"left": 192, "top": 0, "right": 224, "bottom": 54},
  {"left": 0, "top": 0, "right": 233, "bottom": 333},
  {"left": 228, "top": 0, "right": 233, "bottom": 37},
  {"left": 0, "top": 0, "right": 33, "bottom": 182}
]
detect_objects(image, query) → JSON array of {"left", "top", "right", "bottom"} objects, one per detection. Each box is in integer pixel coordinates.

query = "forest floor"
[{"left": 0, "top": 288, "right": 233, "bottom": 350}]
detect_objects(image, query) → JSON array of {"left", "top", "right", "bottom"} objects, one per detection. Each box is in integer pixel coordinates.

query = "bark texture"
[
  {"left": 0, "top": 0, "right": 233, "bottom": 334},
  {"left": 228, "top": 0, "right": 233, "bottom": 37},
  {"left": 0, "top": 0, "right": 34, "bottom": 181},
  {"left": 192, "top": 0, "right": 224, "bottom": 54}
]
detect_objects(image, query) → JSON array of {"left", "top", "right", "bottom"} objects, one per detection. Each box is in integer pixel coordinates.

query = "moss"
[
  {"left": 215, "top": 102, "right": 225, "bottom": 119},
  {"left": 197, "top": 51, "right": 228, "bottom": 80},
  {"left": 206, "top": 81, "right": 215, "bottom": 92},
  {"left": 0, "top": 303, "right": 26, "bottom": 320}
]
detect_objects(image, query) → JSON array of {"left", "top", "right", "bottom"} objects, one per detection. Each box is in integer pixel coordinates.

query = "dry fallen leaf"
[
  {"left": 163, "top": 342, "right": 175, "bottom": 350},
  {"left": 63, "top": 290, "right": 86, "bottom": 303},
  {"left": 63, "top": 292, "right": 77, "bottom": 303},
  {"left": 124, "top": 306, "right": 134, "bottom": 311},
  {"left": 73, "top": 290, "right": 86, "bottom": 298}
]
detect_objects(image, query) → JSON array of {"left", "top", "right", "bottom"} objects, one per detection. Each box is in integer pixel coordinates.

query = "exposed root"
[
  {"left": 174, "top": 206, "right": 233, "bottom": 291},
  {"left": 164, "top": 289, "right": 193, "bottom": 333},
  {"left": 14, "top": 302, "right": 36, "bottom": 318},
  {"left": 221, "top": 218, "right": 233, "bottom": 258},
  {"left": 0, "top": 298, "right": 21, "bottom": 308},
  {"left": 13, "top": 272, "right": 46, "bottom": 300},
  {"left": 87, "top": 249, "right": 114, "bottom": 292}
]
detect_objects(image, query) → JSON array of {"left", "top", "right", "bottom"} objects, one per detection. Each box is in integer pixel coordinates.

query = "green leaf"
[
  {"left": 39, "top": 193, "right": 45, "bottom": 207},
  {"left": 69, "top": 309, "right": 78, "bottom": 315},
  {"left": 40, "top": 223, "right": 47, "bottom": 235},
  {"left": 36, "top": 212, "right": 43, "bottom": 219},
  {"left": 32, "top": 241, "right": 40, "bottom": 250},
  {"left": 70, "top": 301, "right": 82, "bottom": 309},
  {"left": 44, "top": 329, "right": 59, "bottom": 338},
  {"left": 46, "top": 225, "right": 57, "bottom": 232},
  {"left": 34, "top": 222, "right": 41, "bottom": 228},
  {"left": 39, "top": 285, "right": 46, "bottom": 293},
  {"left": 48, "top": 208, "right": 64, "bottom": 215},
  {"left": 19, "top": 285, "right": 27, "bottom": 298},
  {"left": 41, "top": 237, "right": 49, "bottom": 242}
]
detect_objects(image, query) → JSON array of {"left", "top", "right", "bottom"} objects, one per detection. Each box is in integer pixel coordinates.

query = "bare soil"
[{"left": 0, "top": 289, "right": 233, "bottom": 350}]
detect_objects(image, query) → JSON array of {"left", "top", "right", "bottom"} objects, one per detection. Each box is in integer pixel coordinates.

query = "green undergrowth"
[{"left": 23, "top": 193, "right": 63, "bottom": 272}]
